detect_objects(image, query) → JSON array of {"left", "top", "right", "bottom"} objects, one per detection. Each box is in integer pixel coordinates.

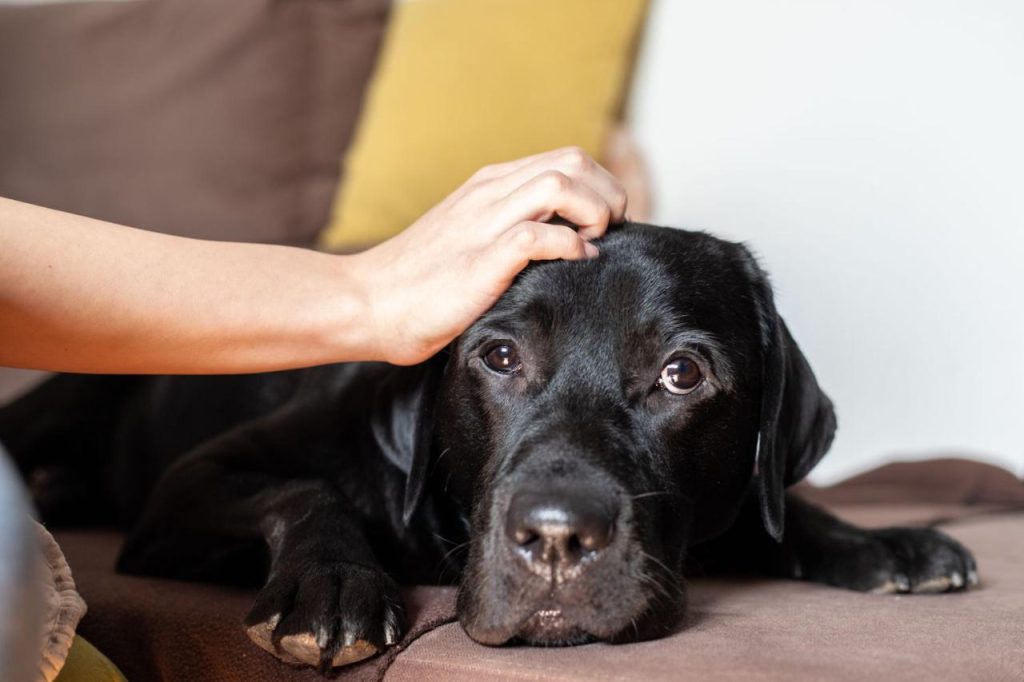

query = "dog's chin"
[
  {"left": 461, "top": 602, "right": 668, "bottom": 647},
  {"left": 513, "top": 609, "right": 596, "bottom": 646}
]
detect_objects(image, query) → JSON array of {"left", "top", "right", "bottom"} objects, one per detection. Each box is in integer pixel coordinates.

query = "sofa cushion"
[{"left": 0, "top": 0, "right": 388, "bottom": 246}]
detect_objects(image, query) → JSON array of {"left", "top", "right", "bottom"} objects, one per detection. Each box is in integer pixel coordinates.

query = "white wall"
[{"left": 630, "top": 0, "right": 1024, "bottom": 484}]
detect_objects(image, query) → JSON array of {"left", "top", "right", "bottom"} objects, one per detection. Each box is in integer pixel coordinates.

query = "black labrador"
[{"left": 0, "top": 224, "right": 977, "bottom": 671}]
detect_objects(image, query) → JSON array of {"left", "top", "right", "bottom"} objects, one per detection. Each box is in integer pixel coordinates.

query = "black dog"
[{"left": 0, "top": 224, "right": 977, "bottom": 671}]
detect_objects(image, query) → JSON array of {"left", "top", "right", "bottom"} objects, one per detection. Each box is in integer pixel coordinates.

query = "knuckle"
[
  {"left": 470, "top": 164, "right": 497, "bottom": 182},
  {"left": 560, "top": 146, "right": 591, "bottom": 169},
  {"left": 536, "top": 170, "right": 571, "bottom": 193},
  {"left": 512, "top": 223, "right": 539, "bottom": 252},
  {"left": 565, "top": 231, "right": 583, "bottom": 253},
  {"left": 616, "top": 189, "right": 629, "bottom": 215}
]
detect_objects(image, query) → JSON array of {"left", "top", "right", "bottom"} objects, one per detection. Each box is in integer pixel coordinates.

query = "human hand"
[{"left": 349, "top": 147, "right": 627, "bottom": 365}]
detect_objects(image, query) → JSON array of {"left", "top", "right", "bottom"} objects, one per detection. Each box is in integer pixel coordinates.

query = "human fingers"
[
  {"left": 486, "top": 147, "right": 628, "bottom": 224},
  {"left": 486, "top": 221, "right": 599, "bottom": 284},
  {"left": 493, "top": 170, "right": 614, "bottom": 240}
]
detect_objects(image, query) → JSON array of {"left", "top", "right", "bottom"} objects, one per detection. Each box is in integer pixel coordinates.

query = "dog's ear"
[
  {"left": 370, "top": 356, "right": 447, "bottom": 526},
  {"left": 743, "top": 250, "right": 837, "bottom": 542}
]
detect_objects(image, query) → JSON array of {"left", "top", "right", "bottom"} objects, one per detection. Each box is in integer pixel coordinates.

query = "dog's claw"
[
  {"left": 244, "top": 562, "right": 404, "bottom": 670},
  {"left": 248, "top": 622, "right": 382, "bottom": 669}
]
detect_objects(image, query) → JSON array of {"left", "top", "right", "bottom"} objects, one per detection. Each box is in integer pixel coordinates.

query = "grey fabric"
[
  {"left": 0, "top": 369, "right": 48, "bottom": 407},
  {"left": 0, "top": 446, "right": 42, "bottom": 682}
]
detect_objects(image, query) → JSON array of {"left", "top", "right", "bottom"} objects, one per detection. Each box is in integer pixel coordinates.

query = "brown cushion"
[
  {"left": 57, "top": 529, "right": 454, "bottom": 682},
  {"left": 55, "top": 460, "right": 1024, "bottom": 681},
  {"left": 0, "top": 0, "right": 388, "bottom": 246}
]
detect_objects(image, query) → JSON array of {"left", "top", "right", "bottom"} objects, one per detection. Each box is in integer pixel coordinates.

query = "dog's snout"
[{"left": 505, "top": 489, "right": 617, "bottom": 573}]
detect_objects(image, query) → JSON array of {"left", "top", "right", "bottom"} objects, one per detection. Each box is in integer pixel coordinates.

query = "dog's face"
[{"left": 416, "top": 225, "right": 835, "bottom": 646}]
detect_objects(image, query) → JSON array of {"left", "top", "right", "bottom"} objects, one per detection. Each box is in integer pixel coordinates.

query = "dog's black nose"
[{"left": 505, "top": 489, "right": 617, "bottom": 573}]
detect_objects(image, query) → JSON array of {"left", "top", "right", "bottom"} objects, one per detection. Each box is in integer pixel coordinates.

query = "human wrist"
[{"left": 321, "top": 250, "right": 387, "bottom": 364}]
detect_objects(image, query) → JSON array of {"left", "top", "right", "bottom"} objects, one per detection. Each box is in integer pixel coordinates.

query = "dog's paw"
[
  {"left": 803, "top": 526, "right": 979, "bottom": 595},
  {"left": 244, "top": 562, "right": 404, "bottom": 671},
  {"left": 863, "top": 527, "right": 979, "bottom": 594}
]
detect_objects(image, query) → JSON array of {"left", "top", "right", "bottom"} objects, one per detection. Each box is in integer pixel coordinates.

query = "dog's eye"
[
  {"left": 657, "top": 357, "right": 703, "bottom": 395},
  {"left": 483, "top": 344, "right": 522, "bottom": 374}
]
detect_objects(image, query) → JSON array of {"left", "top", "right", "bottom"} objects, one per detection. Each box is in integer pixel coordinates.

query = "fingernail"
[{"left": 584, "top": 242, "right": 600, "bottom": 259}]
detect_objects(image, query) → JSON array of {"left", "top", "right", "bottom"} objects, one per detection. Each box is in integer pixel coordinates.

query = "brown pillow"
[{"left": 0, "top": 0, "right": 388, "bottom": 246}]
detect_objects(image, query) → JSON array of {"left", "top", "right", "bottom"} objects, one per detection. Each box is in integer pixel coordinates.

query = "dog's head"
[{"left": 396, "top": 225, "right": 836, "bottom": 645}]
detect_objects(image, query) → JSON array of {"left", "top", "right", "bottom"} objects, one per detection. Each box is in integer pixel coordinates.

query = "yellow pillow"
[
  {"left": 54, "top": 636, "right": 127, "bottom": 682},
  {"left": 319, "top": 0, "right": 648, "bottom": 251}
]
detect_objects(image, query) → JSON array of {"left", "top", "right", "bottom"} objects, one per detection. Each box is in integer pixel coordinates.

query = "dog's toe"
[
  {"left": 871, "top": 526, "right": 978, "bottom": 595},
  {"left": 244, "top": 563, "right": 404, "bottom": 670},
  {"left": 870, "top": 572, "right": 911, "bottom": 594}
]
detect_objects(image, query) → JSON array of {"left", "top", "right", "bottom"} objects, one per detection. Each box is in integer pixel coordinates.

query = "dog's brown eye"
[
  {"left": 483, "top": 344, "right": 521, "bottom": 374},
  {"left": 658, "top": 357, "right": 703, "bottom": 395}
]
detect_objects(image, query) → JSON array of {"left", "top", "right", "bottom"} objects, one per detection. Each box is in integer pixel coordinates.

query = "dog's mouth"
[
  {"left": 460, "top": 564, "right": 677, "bottom": 647},
  {"left": 512, "top": 607, "right": 595, "bottom": 646}
]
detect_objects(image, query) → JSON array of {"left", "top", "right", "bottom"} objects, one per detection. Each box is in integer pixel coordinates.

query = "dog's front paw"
[
  {"left": 864, "top": 527, "right": 979, "bottom": 594},
  {"left": 802, "top": 526, "right": 979, "bottom": 595},
  {"left": 244, "top": 562, "right": 404, "bottom": 671}
]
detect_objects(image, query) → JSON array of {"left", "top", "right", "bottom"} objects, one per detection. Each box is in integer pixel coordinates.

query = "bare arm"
[{"left": 0, "top": 148, "right": 626, "bottom": 374}]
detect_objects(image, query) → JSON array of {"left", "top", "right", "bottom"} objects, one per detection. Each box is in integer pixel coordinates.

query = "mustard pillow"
[
  {"left": 319, "top": 0, "right": 648, "bottom": 251},
  {"left": 54, "top": 636, "right": 127, "bottom": 682}
]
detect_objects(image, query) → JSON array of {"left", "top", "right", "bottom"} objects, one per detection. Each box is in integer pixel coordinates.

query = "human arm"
[{"left": 0, "top": 147, "right": 625, "bottom": 373}]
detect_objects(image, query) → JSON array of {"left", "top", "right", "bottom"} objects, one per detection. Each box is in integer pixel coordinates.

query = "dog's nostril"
[
  {"left": 505, "top": 488, "right": 618, "bottom": 572},
  {"left": 566, "top": 534, "right": 582, "bottom": 555}
]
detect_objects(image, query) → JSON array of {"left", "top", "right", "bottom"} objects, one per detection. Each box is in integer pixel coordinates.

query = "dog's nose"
[{"left": 505, "top": 489, "right": 617, "bottom": 573}]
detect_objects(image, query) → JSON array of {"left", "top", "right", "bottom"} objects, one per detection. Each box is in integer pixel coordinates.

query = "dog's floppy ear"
[
  {"left": 370, "top": 356, "right": 447, "bottom": 526},
  {"left": 744, "top": 250, "right": 837, "bottom": 542}
]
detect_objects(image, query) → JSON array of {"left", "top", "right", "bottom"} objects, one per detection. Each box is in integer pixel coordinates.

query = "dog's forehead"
[{"left": 473, "top": 226, "right": 754, "bottom": 343}]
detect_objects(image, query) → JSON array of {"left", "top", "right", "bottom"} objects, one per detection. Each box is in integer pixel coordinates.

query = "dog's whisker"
[
  {"left": 432, "top": 532, "right": 463, "bottom": 547},
  {"left": 636, "top": 571, "right": 676, "bottom": 606},
  {"left": 429, "top": 448, "right": 453, "bottom": 477},
  {"left": 629, "top": 491, "right": 675, "bottom": 501},
  {"left": 639, "top": 552, "right": 686, "bottom": 600},
  {"left": 641, "top": 550, "right": 680, "bottom": 579},
  {"left": 435, "top": 540, "right": 472, "bottom": 581},
  {"left": 440, "top": 540, "right": 471, "bottom": 562}
]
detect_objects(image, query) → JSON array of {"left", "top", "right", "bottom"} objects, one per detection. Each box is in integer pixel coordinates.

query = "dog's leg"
[
  {"left": 117, "top": 407, "right": 405, "bottom": 671},
  {"left": 773, "top": 493, "right": 978, "bottom": 593},
  {"left": 701, "top": 493, "right": 979, "bottom": 594},
  {"left": 242, "top": 479, "right": 404, "bottom": 670}
]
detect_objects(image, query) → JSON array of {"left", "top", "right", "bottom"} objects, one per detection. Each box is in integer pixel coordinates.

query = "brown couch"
[{"left": 55, "top": 459, "right": 1024, "bottom": 681}]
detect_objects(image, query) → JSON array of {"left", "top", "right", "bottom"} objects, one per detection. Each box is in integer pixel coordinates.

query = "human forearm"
[{"left": 0, "top": 198, "right": 370, "bottom": 373}]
